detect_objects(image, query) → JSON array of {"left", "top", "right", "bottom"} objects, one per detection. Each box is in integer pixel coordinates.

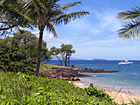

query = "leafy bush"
[
  {"left": 0, "top": 72, "right": 117, "bottom": 105},
  {"left": 84, "top": 83, "right": 112, "bottom": 101},
  {"left": 0, "top": 30, "right": 52, "bottom": 74},
  {"left": 0, "top": 43, "right": 36, "bottom": 74},
  {"left": 71, "top": 64, "right": 75, "bottom": 68}
]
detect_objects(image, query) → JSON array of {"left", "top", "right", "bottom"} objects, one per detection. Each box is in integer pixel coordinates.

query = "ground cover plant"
[{"left": 0, "top": 71, "right": 116, "bottom": 105}]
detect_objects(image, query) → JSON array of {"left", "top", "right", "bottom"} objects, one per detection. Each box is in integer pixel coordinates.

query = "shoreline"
[
  {"left": 42, "top": 63, "right": 140, "bottom": 104},
  {"left": 69, "top": 81, "right": 140, "bottom": 104}
]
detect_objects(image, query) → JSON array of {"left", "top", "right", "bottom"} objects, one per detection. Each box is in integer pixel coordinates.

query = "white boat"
[{"left": 118, "top": 60, "right": 133, "bottom": 65}]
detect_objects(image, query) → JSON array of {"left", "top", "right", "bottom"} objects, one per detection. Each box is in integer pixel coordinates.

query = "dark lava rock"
[{"left": 79, "top": 68, "right": 119, "bottom": 73}]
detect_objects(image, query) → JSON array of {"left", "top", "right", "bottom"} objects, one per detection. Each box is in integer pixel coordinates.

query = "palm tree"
[
  {"left": 118, "top": 6, "right": 140, "bottom": 39},
  {"left": 1, "top": 0, "right": 89, "bottom": 76},
  {"left": 0, "top": 0, "right": 32, "bottom": 35}
]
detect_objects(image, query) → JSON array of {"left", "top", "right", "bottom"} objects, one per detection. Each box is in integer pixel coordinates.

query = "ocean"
[{"left": 44, "top": 60, "right": 140, "bottom": 95}]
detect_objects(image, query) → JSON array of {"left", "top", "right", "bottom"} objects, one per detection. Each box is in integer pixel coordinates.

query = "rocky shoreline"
[
  {"left": 79, "top": 68, "right": 119, "bottom": 73},
  {"left": 44, "top": 66, "right": 119, "bottom": 81}
]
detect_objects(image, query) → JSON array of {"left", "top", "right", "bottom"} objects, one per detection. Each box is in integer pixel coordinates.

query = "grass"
[
  {"left": 40, "top": 62, "right": 79, "bottom": 72},
  {"left": 0, "top": 71, "right": 116, "bottom": 105}
]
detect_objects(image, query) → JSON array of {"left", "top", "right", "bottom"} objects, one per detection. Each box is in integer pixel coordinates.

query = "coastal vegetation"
[
  {"left": 84, "top": 84, "right": 111, "bottom": 101},
  {"left": 0, "top": 31, "right": 76, "bottom": 74},
  {"left": 50, "top": 44, "right": 75, "bottom": 67},
  {"left": 0, "top": 71, "right": 116, "bottom": 105},
  {"left": 50, "top": 46, "right": 63, "bottom": 66},
  {"left": 0, "top": 0, "right": 89, "bottom": 76},
  {"left": 0, "top": 30, "right": 50, "bottom": 74}
]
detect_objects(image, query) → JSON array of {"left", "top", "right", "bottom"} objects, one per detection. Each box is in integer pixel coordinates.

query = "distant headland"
[{"left": 93, "top": 58, "right": 106, "bottom": 60}]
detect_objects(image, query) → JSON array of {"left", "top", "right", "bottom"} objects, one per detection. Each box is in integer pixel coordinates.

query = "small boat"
[{"left": 118, "top": 60, "right": 133, "bottom": 65}]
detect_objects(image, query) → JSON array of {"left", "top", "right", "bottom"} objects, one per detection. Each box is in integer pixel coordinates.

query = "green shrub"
[
  {"left": 0, "top": 44, "right": 36, "bottom": 74},
  {"left": 0, "top": 30, "right": 52, "bottom": 74},
  {"left": 71, "top": 64, "right": 75, "bottom": 68},
  {"left": 84, "top": 83, "right": 113, "bottom": 102}
]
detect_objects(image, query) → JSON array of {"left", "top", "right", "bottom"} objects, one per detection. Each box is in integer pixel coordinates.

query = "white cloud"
[
  {"left": 47, "top": 36, "right": 74, "bottom": 49},
  {"left": 32, "top": 28, "right": 55, "bottom": 41},
  {"left": 31, "top": 28, "right": 75, "bottom": 49},
  {"left": 94, "top": 8, "right": 122, "bottom": 32},
  {"left": 76, "top": 34, "right": 88, "bottom": 39},
  {"left": 60, "top": 7, "right": 122, "bottom": 40},
  {"left": 74, "top": 38, "right": 133, "bottom": 48},
  {"left": 66, "top": 18, "right": 100, "bottom": 36},
  {"left": 43, "top": 30, "right": 54, "bottom": 41}
]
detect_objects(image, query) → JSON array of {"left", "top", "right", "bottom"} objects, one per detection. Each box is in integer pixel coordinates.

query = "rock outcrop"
[
  {"left": 79, "top": 68, "right": 119, "bottom": 73},
  {"left": 44, "top": 67, "right": 119, "bottom": 81}
]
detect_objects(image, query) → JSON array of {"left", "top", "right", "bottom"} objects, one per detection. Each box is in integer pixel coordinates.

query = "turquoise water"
[{"left": 45, "top": 60, "right": 140, "bottom": 94}]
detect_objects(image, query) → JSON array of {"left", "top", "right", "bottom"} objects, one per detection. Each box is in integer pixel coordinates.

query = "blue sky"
[{"left": 33, "top": 0, "right": 140, "bottom": 60}]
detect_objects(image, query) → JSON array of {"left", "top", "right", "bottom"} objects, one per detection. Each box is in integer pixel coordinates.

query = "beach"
[{"left": 70, "top": 81, "right": 140, "bottom": 104}]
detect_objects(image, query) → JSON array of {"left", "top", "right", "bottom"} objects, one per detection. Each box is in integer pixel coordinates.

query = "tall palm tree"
[
  {"left": 1, "top": 0, "right": 89, "bottom": 76},
  {"left": 118, "top": 6, "right": 140, "bottom": 39}
]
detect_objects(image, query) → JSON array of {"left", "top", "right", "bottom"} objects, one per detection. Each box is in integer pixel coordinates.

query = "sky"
[{"left": 33, "top": 0, "right": 140, "bottom": 60}]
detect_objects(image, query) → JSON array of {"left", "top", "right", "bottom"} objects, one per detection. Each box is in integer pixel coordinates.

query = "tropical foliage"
[
  {"left": 60, "top": 44, "right": 75, "bottom": 67},
  {"left": 0, "top": 0, "right": 32, "bottom": 35},
  {"left": 50, "top": 46, "right": 63, "bottom": 66},
  {"left": 0, "top": 0, "right": 89, "bottom": 76},
  {"left": 84, "top": 84, "right": 112, "bottom": 101},
  {"left": 0, "top": 30, "right": 51, "bottom": 74},
  {"left": 50, "top": 44, "right": 75, "bottom": 67},
  {"left": 118, "top": 6, "right": 140, "bottom": 39},
  {"left": 0, "top": 71, "right": 116, "bottom": 105}
]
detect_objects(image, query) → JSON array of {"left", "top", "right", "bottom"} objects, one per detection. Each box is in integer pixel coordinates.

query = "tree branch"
[{"left": 0, "top": 24, "right": 18, "bottom": 31}]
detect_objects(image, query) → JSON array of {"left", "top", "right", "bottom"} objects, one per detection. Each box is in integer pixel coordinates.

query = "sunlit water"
[{"left": 44, "top": 60, "right": 140, "bottom": 95}]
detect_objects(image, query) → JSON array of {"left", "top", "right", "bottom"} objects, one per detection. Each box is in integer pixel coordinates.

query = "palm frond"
[
  {"left": 49, "top": 0, "right": 59, "bottom": 9},
  {"left": 1, "top": 0, "right": 34, "bottom": 23},
  {"left": 47, "top": 22, "right": 58, "bottom": 37},
  {"left": 118, "top": 19, "right": 140, "bottom": 39},
  {"left": 61, "top": 1, "right": 81, "bottom": 10},
  {"left": 53, "top": 11, "right": 89, "bottom": 25},
  {"left": 19, "top": 0, "right": 31, "bottom": 14},
  {"left": 118, "top": 6, "right": 140, "bottom": 20},
  {"left": 32, "top": 0, "right": 41, "bottom": 17},
  {"left": 35, "top": 0, "right": 48, "bottom": 12},
  {"left": 0, "top": 0, "right": 34, "bottom": 34},
  {"left": 0, "top": 0, "right": 16, "bottom": 5}
]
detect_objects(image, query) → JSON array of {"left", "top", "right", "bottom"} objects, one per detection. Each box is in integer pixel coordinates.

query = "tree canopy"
[
  {"left": 50, "top": 44, "right": 75, "bottom": 67},
  {"left": 0, "top": 30, "right": 51, "bottom": 73},
  {"left": 0, "top": 0, "right": 33, "bottom": 35},
  {"left": 50, "top": 46, "right": 63, "bottom": 66},
  {"left": 61, "top": 44, "right": 75, "bottom": 67}
]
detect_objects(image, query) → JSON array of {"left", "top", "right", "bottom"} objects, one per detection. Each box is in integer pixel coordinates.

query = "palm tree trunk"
[{"left": 36, "top": 27, "right": 44, "bottom": 76}]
